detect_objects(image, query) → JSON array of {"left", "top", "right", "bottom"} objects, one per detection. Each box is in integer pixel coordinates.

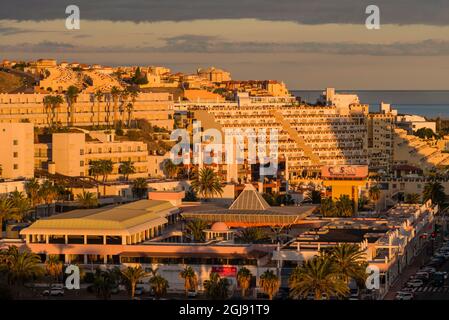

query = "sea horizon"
[{"left": 291, "top": 90, "right": 449, "bottom": 118}]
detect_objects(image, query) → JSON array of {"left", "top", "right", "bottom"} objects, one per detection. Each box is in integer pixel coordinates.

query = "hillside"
[{"left": 0, "top": 71, "right": 23, "bottom": 93}]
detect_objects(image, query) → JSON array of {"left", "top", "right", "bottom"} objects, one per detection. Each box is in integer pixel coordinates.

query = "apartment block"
[
  {"left": 0, "top": 123, "right": 34, "bottom": 179},
  {"left": 0, "top": 92, "right": 174, "bottom": 130},
  {"left": 47, "top": 131, "right": 149, "bottom": 181}
]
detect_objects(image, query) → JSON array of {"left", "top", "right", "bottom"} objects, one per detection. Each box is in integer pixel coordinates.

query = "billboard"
[
  {"left": 211, "top": 266, "right": 237, "bottom": 277},
  {"left": 321, "top": 165, "right": 368, "bottom": 179}
]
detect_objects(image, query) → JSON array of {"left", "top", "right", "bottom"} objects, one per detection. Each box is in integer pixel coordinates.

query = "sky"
[{"left": 1, "top": 0, "right": 449, "bottom": 89}]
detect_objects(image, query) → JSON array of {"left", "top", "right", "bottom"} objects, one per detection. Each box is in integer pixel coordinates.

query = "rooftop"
[{"left": 21, "top": 200, "right": 177, "bottom": 235}]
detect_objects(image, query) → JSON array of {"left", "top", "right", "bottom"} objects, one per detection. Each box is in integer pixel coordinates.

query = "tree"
[
  {"left": 0, "top": 246, "right": 43, "bottom": 296},
  {"left": 76, "top": 191, "right": 99, "bottom": 208},
  {"left": 183, "top": 187, "right": 198, "bottom": 202},
  {"left": 45, "top": 255, "right": 63, "bottom": 296},
  {"left": 289, "top": 256, "right": 348, "bottom": 300},
  {"left": 92, "top": 268, "right": 117, "bottom": 300},
  {"left": 423, "top": 182, "right": 446, "bottom": 206},
  {"left": 237, "top": 267, "right": 252, "bottom": 297},
  {"left": 94, "top": 90, "right": 104, "bottom": 127},
  {"left": 405, "top": 193, "right": 421, "bottom": 204},
  {"left": 334, "top": 195, "right": 354, "bottom": 217},
  {"left": 120, "top": 266, "right": 147, "bottom": 299},
  {"left": 150, "top": 274, "right": 169, "bottom": 299},
  {"left": 66, "top": 85, "right": 79, "bottom": 126},
  {"left": 204, "top": 272, "right": 229, "bottom": 299},
  {"left": 25, "top": 178, "right": 41, "bottom": 208},
  {"left": 325, "top": 244, "right": 367, "bottom": 285},
  {"left": 191, "top": 168, "right": 223, "bottom": 201},
  {"left": 110, "top": 86, "right": 121, "bottom": 128},
  {"left": 125, "top": 102, "right": 134, "bottom": 128},
  {"left": 162, "top": 159, "right": 179, "bottom": 179},
  {"left": 38, "top": 180, "right": 58, "bottom": 216},
  {"left": 320, "top": 197, "right": 336, "bottom": 217},
  {"left": 118, "top": 161, "right": 136, "bottom": 181},
  {"left": 179, "top": 266, "right": 198, "bottom": 296},
  {"left": 415, "top": 128, "right": 436, "bottom": 139},
  {"left": 236, "top": 227, "right": 267, "bottom": 244},
  {"left": 185, "top": 219, "right": 209, "bottom": 242},
  {"left": 0, "top": 196, "right": 13, "bottom": 238},
  {"left": 132, "top": 177, "right": 148, "bottom": 199},
  {"left": 258, "top": 270, "right": 280, "bottom": 300},
  {"left": 90, "top": 159, "right": 113, "bottom": 195}
]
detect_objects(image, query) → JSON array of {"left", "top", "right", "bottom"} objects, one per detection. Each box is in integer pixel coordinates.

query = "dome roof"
[{"left": 210, "top": 222, "right": 229, "bottom": 232}]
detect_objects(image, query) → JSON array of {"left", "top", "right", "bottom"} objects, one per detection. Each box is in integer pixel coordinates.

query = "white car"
[
  {"left": 406, "top": 279, "right": 424, "bottom": 288},
  {"left": 420, "top": 267, "right": 436, "bottom": 274},
  {"left": 395, "top": 292, "right": 414, "bottom": 300},
  {"left": 42, "top": 288, "right": 64, "bottom": 296}
]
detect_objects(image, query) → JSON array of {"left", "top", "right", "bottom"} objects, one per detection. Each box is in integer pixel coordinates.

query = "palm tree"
[
  {"left": 110, "top": 86, "right": 121, "bottom": 128},
  {"left": 185, "top": 219, "right": 209, "bottom": 242},
  {"left": 132, "top": 178, "right": 148, "bottom": 199},
  {"left": 237, "top": 267, "right": 252, "bottom": 297},
  {"left": 120, "top": 89, "right": 130, "bottom": 126},
  {"left": 92, "top": 268, "right": 117, "bottom": 300},
  {"left": 125, "top": 102, "right": 134, "bottom": 128},
  {"left": 9, "top": 196, "right": 31, "bottom": 222},
  {"left": 423, "top": 182, "right": 446, "bottom": 206},
  {"left": 0, "top": 196, "right": 13, "bottom": 238},
  {"left": 43, "top": 95, "right": 53, "bottom": 127},
  {"left": 120, "top": 266, "right": 147, "bottom": 299},
  {"left": 204, "top": 272, "right": 229, "bottom": 299},
  {"left": 236, "top": 227, "right": 267, "bottom": 244},
  {"left": 0, "top": 246, "right": 43, "bottom": 296},
  {"left": 38, "top": 180, "right": 58, "bottom": 217},
  {"left": 25, "top": 178, "right": 41, "bottom": 208},
  {"left": 320, "top": 197, "right": 336, "bottom": 217},
  {"left": 119, "top": 161, "right": 136, "bottom": 181},
  {"left": 405, "top": 193, "right": 421, "bottom": 204},
  {"left": 150, "top": 274, "right": 169, "bottom": 299},
  {"left": 179, "top": 266, "right": 198, "bottom": 296},
  {"left": 335, "top": 195, "right": 354, "bottom": 217},
  {"left": 289, "top": 256, "right": 349, "bottom": 300},
  {"left": 191, "top": 168, "right": 223, "bottom": 201},
  {"left": 66, "top": 85, "right": 79, "bottom": 126},
  {"left": 258, "top": 270, "right": 280, "bottom": 300},
  {"left": 326, "top": 244, "right": 367, "bottom": 285},
  {"left": 369, "top": 185, "right": 381, "bottom": 211},
  {"left": 51, "top": 95, "right": 64, "bottom": 127},
  {"left": 94, "top": 90, "right": 104, "bottom": 127},
  {"left": 76, "top": 191, "right": 99, "bottom": 208},
  {"left": 162, "top": 159, "right": 179, "bottom": 179},
  {"left": 90, "top": 159, "right": 113, "bottom": 195},
  {"left": 45, "top": 255, "right": 63, "bottom": 295}
]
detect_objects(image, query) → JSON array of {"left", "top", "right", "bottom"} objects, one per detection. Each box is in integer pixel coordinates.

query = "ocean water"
[{"left": 291, "top": 90, "right": 449, "bottom": 119}]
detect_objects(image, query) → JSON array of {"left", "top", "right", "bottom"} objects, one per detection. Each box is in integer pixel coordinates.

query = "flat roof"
[
  {"left": 21, "top": 200, "right": 176, "bottom": 235},
  {"left": 298, "top": 228, "right": 387, "bottom": 244}
]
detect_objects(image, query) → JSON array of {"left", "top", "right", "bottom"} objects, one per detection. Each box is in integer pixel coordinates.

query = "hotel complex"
[{"left": 0, "top": 58, "right": 448, "bottom": 300}]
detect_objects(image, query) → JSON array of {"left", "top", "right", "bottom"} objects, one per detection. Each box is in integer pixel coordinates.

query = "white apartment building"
[{"left": 0, "top": 123, "right": 34, "bottom": 179}]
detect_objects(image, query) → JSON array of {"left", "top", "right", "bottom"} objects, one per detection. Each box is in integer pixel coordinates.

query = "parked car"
[
  {"left": 187, "top": 290, "right": 197, "bottom": 298},
  {"left": 134, "top": 287, "right": 144, "bottom": 296},
  {"left": 395, "top": 292, "right": 414, "bottom": 300},
  {"left": 420, "top": 267, "right": 436, "bottom": 274},
  {"left": 406, "top": 279, "right": 424, "bottom": 288},
  {"left": 415, "top": 272, "right": 430, "bottom": 280},
  {"left": 42, "top": 288, "right": 64, "bottom": 296}
]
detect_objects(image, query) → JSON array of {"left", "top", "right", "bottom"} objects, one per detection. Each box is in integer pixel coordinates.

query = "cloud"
[
  {"left": 3, "top": 37, "right": 449, "bottom": 56},
  {"left": 0, "top": 25, "right": 28, "bottom": 35},
  {"left": 1, "top": 0, "right": 449, "bottom": 25}
]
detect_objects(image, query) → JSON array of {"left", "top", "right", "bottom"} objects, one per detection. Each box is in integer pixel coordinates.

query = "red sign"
[
  {"left": 321, "top": 165, "right": 368, "bottom": 179},
  {"left": 211, "top": 266, "right": 237, "bottom": 277}
]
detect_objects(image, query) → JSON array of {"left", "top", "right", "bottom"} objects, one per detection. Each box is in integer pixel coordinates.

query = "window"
[
  {"left": 80, "top": 149, "right": 84, "bottom": 155},
  {"left": 13, "top": 164, "right": 18, "bottom": 170},
  {"left": 80, "top": 161, "right": 84, "bottom": 166},
  {"left": 13, "top": 152, "right": 18, "bottom": 158},
  {"left": 13, "top": 140, "right": 18, "bottom": 145}
]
